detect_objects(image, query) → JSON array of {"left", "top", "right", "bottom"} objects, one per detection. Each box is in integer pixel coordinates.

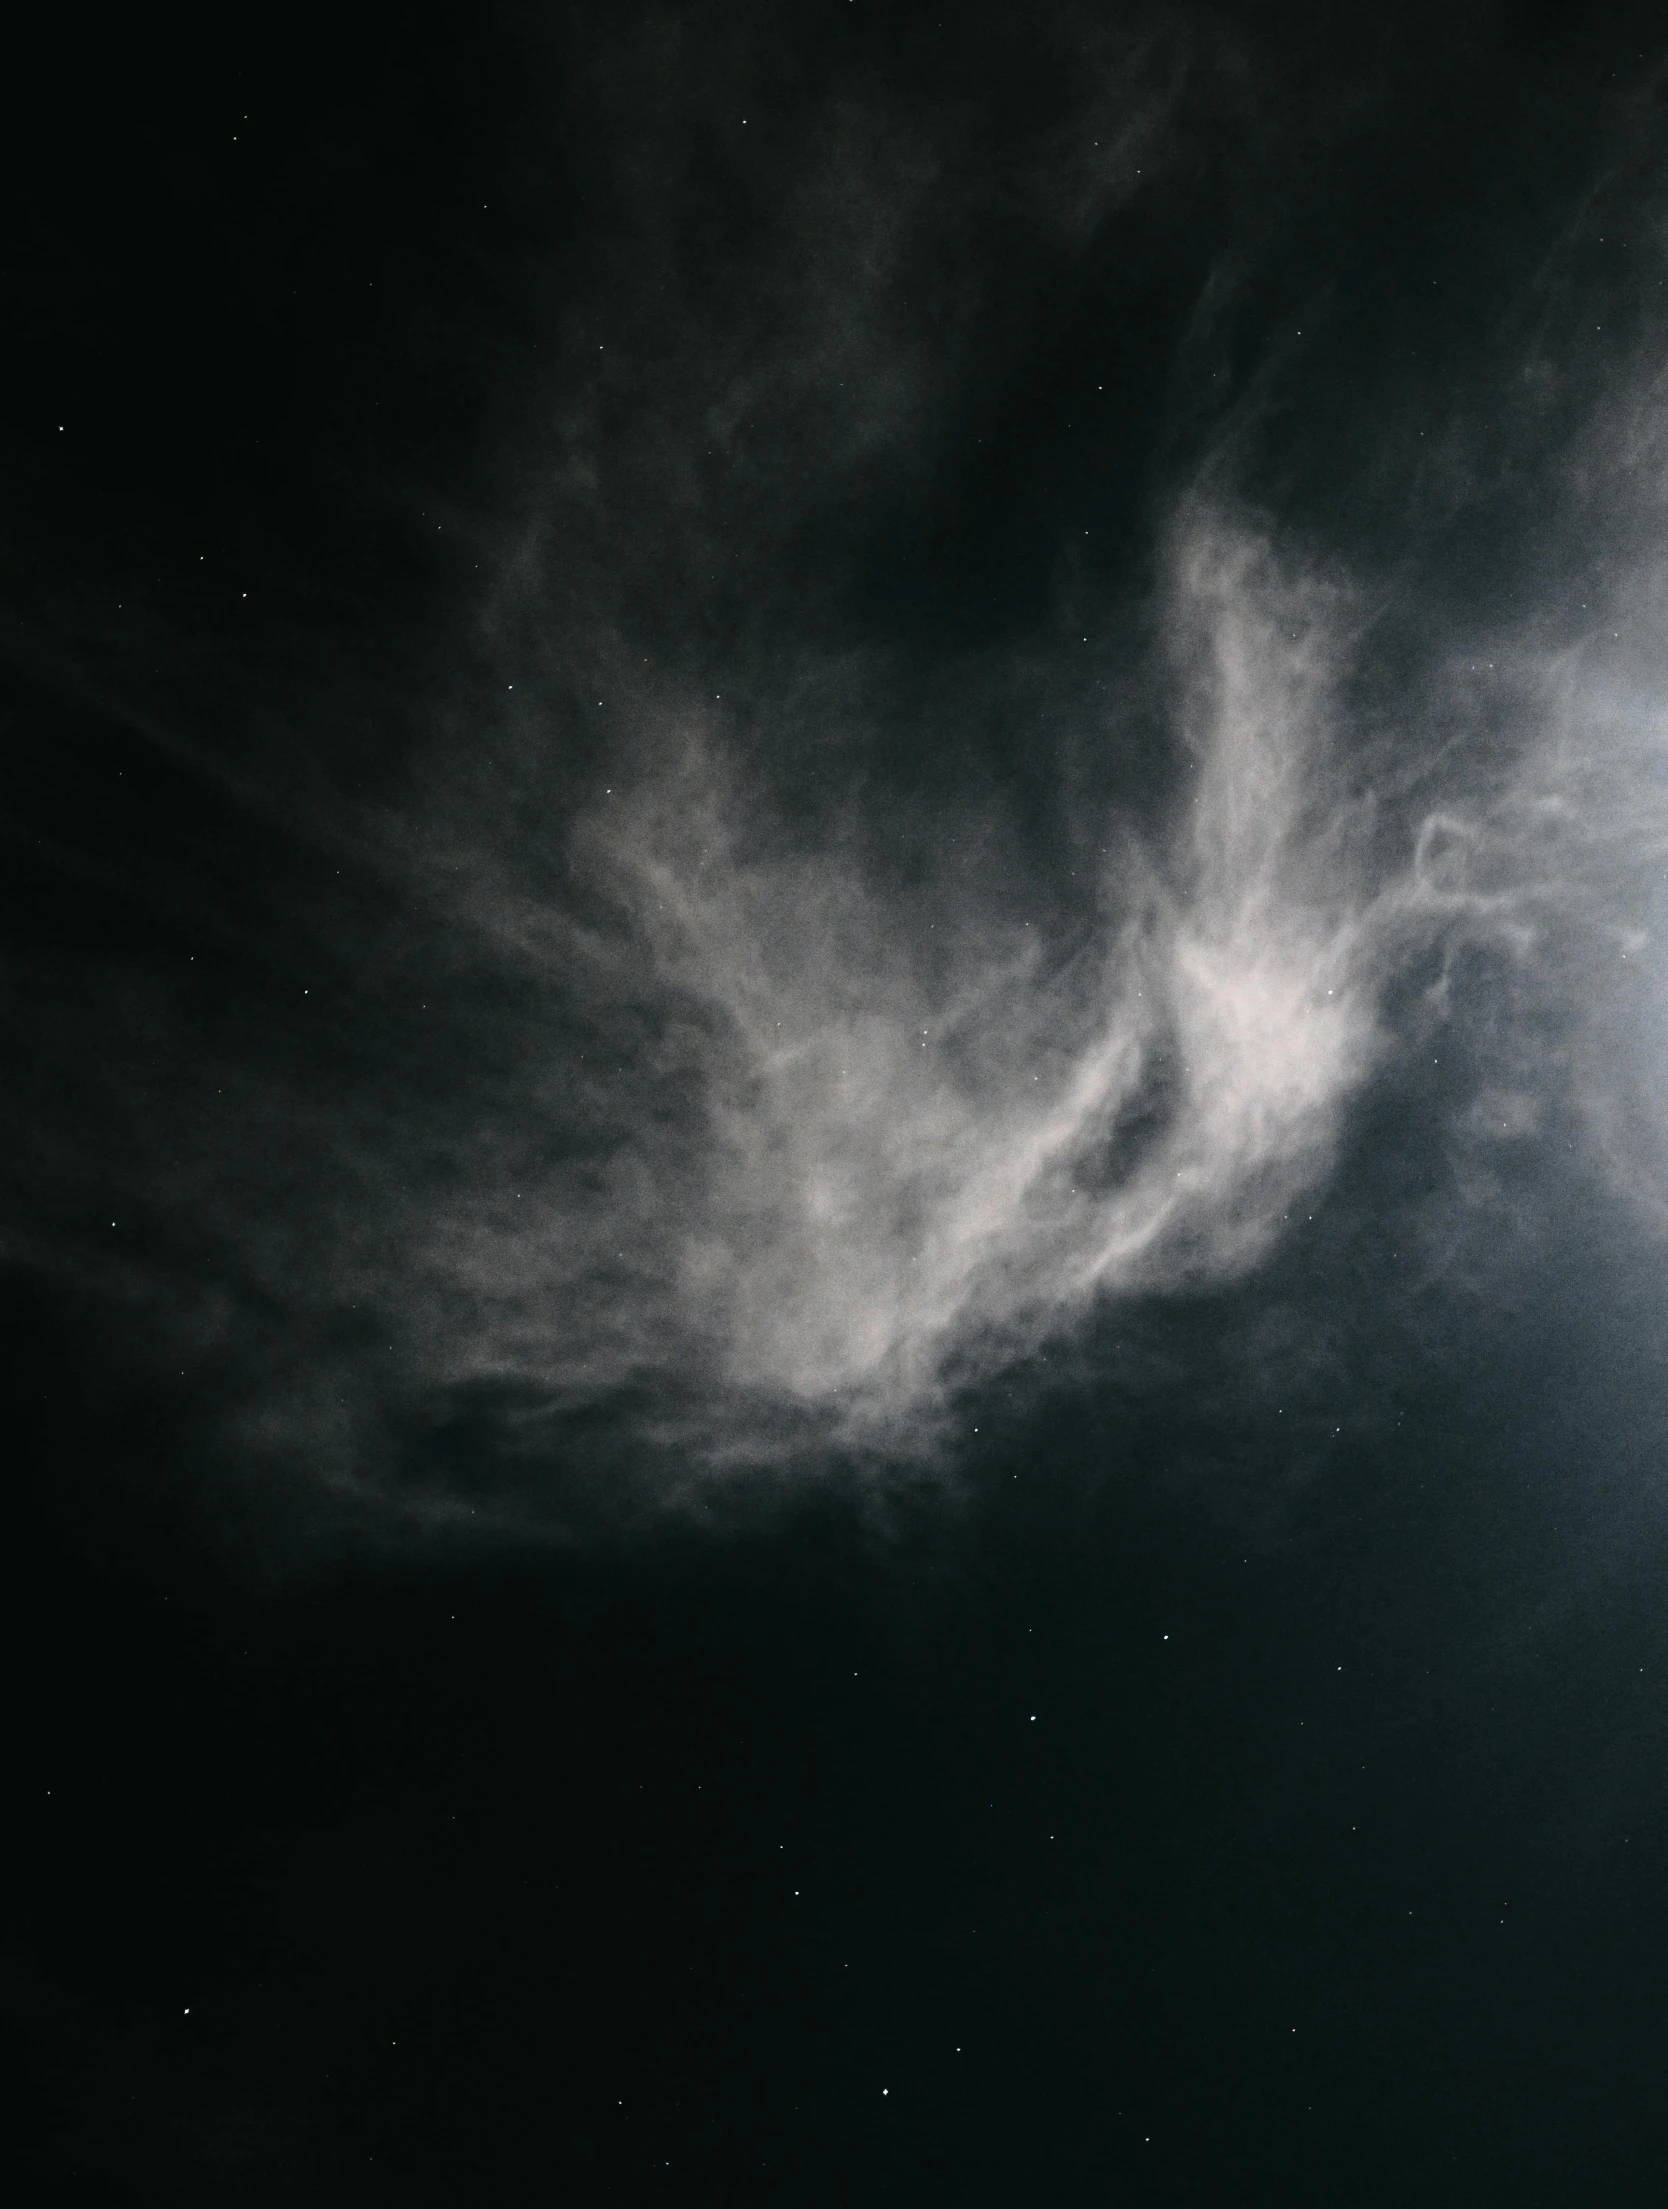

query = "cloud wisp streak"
[
  {"left": 14, "top": 21, "right": 1668, "bottom": 1546},
  {"left": 207, "top": 446, "right": 1668, "bottom": 1521},
  {"left": 384, "top": 518, "right": 1391, "bottom": 1477}
]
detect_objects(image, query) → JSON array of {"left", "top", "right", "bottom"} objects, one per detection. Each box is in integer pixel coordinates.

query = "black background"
[{"left": 7, "top": 4, "right": 1668, "bottom": 2201}]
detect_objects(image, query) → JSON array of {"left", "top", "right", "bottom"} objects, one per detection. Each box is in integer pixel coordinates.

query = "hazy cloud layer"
[
  {"left": 13, "top": 15, "right": 1668, "bottom": 1540},
  {"left": 168, "top": 464, "right": 1668, "bottom": 1519}
]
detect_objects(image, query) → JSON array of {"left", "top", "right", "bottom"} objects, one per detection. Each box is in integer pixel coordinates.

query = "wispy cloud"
[
  {"left": 225, "top": 509, "right": 1406, "bottom": 1493},
  {"left": 14, "top": 15, "right": 1668, "bottom": 1544}
]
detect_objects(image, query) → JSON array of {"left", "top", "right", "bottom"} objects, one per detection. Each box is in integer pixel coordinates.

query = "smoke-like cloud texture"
[{"left": 11, "top": 5, "right": 1668, "bottom": 1544}]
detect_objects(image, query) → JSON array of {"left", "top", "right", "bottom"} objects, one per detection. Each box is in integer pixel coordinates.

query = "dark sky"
[{"left": 8, "top": 4, "right": 1668, "bottom": 2202}]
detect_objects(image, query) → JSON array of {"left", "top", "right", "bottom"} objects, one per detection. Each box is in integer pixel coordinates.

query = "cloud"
[
  {"left": 205, "top": 505, "right": 1405, "bottom": 1501},
  {"left": 15, "top": 12, "right": 1668, "bottom": 1545},
  {"left": 265, "top": 422, "right": 1668, "bottom": 1517}
]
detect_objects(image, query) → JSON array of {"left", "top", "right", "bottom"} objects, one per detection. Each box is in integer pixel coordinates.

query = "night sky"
[{"left": 9, "top": 4, "right": 1668, "bottom": 2201}]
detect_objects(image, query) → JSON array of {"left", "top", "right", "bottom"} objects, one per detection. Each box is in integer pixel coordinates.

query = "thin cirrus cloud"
[
  {"left": 390, "top": 515, "right": 1391, "bottom": 1475},
  {"left": 314, "top": 437, "right": 1668, "bottom": 1514},
  {"left": 108, "top": 417, "right": 1668, "bottom": 1534},
  {"left": 21, "top": 28, "right": 1668, "bottom": 1545}
]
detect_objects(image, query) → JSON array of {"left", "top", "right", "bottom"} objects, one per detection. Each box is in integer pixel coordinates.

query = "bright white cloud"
[{"left": 348, "top": 510, "right": 1406, "bottom": 1479}]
